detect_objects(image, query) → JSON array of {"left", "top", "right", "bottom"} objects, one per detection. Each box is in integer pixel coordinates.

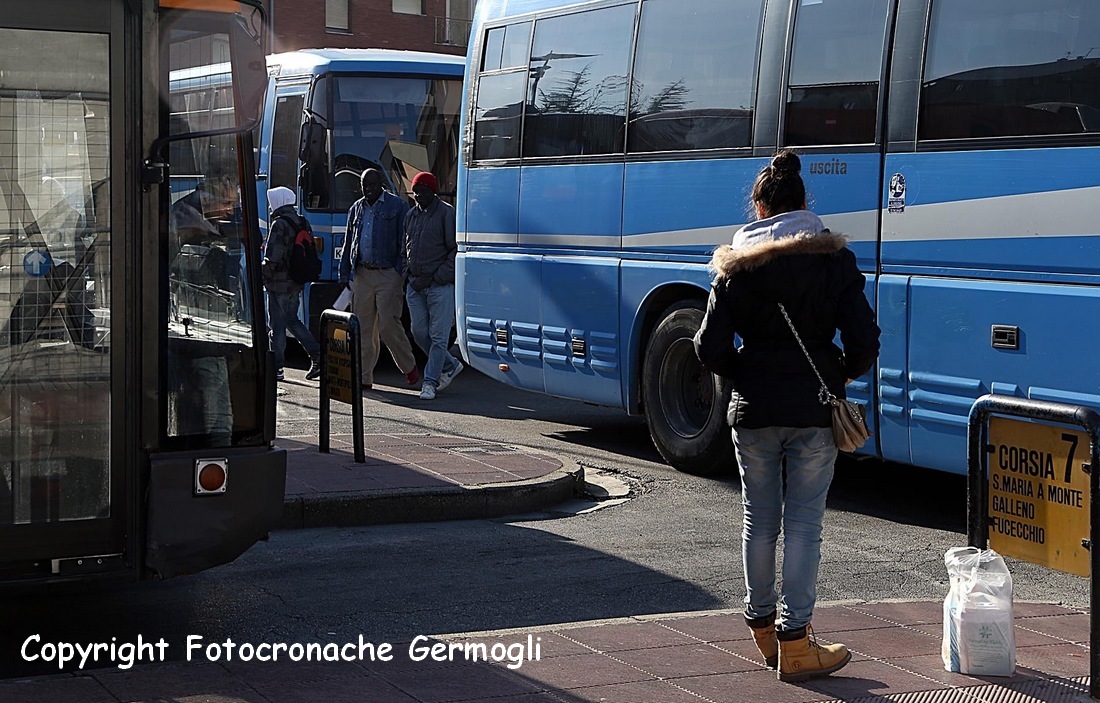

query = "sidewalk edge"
[{"left": 278, "top": 463, "right": 584, "bottom": 529}]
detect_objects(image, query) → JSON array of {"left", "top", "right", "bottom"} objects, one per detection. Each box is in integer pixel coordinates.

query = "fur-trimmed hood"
[{"left": 710, "top": 210, "right": 848, "bottom": 278}]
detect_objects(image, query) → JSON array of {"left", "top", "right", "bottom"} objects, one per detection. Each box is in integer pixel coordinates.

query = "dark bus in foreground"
[{"left": 0, "top": 0, "right": 284, "bottom": 584}]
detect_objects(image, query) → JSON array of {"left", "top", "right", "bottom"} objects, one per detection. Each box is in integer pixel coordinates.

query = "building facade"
[{"left": 262, "top": 0, "right": 475, "bottom": 56}]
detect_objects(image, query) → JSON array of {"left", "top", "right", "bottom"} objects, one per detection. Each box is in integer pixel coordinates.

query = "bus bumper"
[{"left": 146, "top": 445, "right": 287, "bottom": 579}]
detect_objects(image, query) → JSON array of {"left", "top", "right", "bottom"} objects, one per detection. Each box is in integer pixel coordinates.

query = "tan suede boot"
[
  {"left": 745, "top": 613, "right": 778, "bottom": 669},
  {"left": 777, "top": 625, "right": 851, "bottom": 682}
]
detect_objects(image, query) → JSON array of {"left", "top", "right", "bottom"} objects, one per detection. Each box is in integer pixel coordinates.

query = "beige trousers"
[{"left": 350, "top": 267, "right": 416, "bottom": 384}]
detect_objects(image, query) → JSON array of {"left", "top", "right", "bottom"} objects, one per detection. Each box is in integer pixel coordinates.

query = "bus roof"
[
  {"left": 170, "top": 49, "right": 464, "bottom": 85},
  {"left": 267, "top": 48, "right": 465, "bottom": 79}
]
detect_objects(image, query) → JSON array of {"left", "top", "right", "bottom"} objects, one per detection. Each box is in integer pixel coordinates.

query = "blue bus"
[
  {"left": 172, "top": 48, "right": 465, "bottom": 329},
  {"left": 456, "top": 0, "right": 1100, "bottom": 475}
]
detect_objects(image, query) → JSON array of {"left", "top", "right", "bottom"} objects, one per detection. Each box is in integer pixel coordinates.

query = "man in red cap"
[{"left": 404, "top": 171, "right": 462, "bottom": 400}]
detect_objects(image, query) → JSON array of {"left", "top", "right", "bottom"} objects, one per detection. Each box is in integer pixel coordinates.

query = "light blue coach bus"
[
  {"left": 456, "top": 0, "right": 1100, "bottom": 475},
  {"left": 172, "top": 48, "right": 465, "bottom": 328}
]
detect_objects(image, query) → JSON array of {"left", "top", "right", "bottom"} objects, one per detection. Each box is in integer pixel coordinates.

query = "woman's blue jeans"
[{"left": 732, "top": 426, "right": 837, "bottom": 633}]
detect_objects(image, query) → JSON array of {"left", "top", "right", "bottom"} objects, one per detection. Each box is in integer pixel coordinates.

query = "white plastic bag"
[{"left": 942, "top": 546, "right": 1015, "bottom": 676}]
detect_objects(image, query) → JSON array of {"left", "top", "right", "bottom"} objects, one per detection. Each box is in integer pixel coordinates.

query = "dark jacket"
[
  {"left": 338, "top": 190, "right": 410, "bottom": 284},
  {"left": 262, "top": 205, "right": 311, "bottom": 294},
  {"left": 694, "top": 211, "right": 880, "bottom": 429},
  {"left": 403, "top": 197, "right": 456, "bottom": 292}
]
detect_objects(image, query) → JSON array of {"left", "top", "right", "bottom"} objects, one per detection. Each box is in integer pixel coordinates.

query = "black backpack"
[{"left": 277, "top": 215, "right": 321, "bottom": 285}]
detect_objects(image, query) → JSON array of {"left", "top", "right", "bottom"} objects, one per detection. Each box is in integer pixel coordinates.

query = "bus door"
[
  {"left": 260, "top": 79, "right": 308, "bottom": 223},
  {"left": 0, "top": 1, "right": 125, "bottom": 577},
  {"left": 775, "top": 0, "right": 896, "bottom": 461}
]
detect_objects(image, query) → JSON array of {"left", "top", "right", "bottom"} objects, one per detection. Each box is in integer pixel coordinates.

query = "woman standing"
[{"left": 694, "top": 150, "right": 880, "bottom": 682}]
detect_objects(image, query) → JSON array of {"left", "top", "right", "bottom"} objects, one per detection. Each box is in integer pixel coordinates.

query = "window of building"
[
  {"left": 629, "top": 0, "right": 763, "bottom": 153},
  {"left": 393, "top": 0, "right": 422, "bottom": 15},
  {"left": 919, "top": 0, "right": 1100, "bottom": 140},
  {"left": 523, "top": 4, "right": 636, "bottom": 158},
  {"left": 784, "top": 0, "right": 889, "bottom": 146},
  {"left": 326, "top": 0, "right": 349, "bottom": 31}
]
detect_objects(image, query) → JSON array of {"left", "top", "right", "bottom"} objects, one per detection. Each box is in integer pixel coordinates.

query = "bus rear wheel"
[{"left": 642, "top": 302, "right": 734, "bottom": 476}]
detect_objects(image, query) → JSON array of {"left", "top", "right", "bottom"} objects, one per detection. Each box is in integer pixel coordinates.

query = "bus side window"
[
  {"left": 919, "top": 1, "right": 1100, "bottom": 140},
  {"left": 784, "top": 0, "right": 889, "bottom": 147},
  {"left": 522, "top": 5, "right": 635, "bottom": 158},
  {"left": 472, "top": 21, "right": 530, "bottom": 162},
  {"left": 628, "top": 0, "right": 763, "bottom": 153}
]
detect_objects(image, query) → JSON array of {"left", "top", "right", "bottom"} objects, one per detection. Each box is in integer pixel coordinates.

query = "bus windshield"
[{"left": 322, "top": 75, "right": 461, "bottom": 211}]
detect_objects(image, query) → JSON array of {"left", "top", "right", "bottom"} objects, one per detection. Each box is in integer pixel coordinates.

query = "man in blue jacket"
[{"left": 339, "top": 169, "right": 419, "bottom": 391}]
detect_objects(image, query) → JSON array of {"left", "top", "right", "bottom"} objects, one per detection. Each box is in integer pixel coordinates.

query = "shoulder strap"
[
  {"left": 275, "top": 213, "right": 309, "bottom": 235},
  {"left": 777, "top": 302, "right": 835, "bottom": 406}
]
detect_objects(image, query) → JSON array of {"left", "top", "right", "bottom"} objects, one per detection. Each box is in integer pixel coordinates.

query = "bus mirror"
[{"left": 230, "top": 13, "right": 266, "bottom": 131}]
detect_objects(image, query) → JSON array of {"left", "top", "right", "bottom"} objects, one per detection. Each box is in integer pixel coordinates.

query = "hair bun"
[{"left": 770, "top": 150, "right": 801, "bottom": 175}]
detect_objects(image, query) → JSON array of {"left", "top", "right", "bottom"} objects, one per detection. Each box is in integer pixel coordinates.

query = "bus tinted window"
[
  {"left": 474, "top": 72, "right": 525, "bottom": 160},
  {"left": 483, "top": 27, "right": 505, "bottom": 72},
  {"left": 785, "top": 0, "right": 889, "bottom": 146},
  {"left": 629, "top": 0, "right": 762, "bottom": 153},
  {"left": 523, "top": 4, "right": 635, "bottom": 157},
  {"left": 920, "top": 0, "right": 1100, "bottom": 140},
  {"left": 501, "top": 21, "right": 531, "bottom": 70}
]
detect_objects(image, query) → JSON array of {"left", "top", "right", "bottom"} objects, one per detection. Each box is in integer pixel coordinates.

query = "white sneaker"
[
  {"left": 419, "top": 383, "right": 437, "bottom": 400},
  {"left": 437, "top": 361, "right": 464, "bottom": 392}
]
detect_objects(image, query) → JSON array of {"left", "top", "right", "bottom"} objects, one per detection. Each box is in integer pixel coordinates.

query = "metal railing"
[{"left": 434, "top": 16, "right": 472, "bottom": 48}]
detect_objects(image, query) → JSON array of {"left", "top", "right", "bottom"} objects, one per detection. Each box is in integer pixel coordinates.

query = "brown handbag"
[{"left": 778, "top": 303, "right": 871, "bottom": 452}]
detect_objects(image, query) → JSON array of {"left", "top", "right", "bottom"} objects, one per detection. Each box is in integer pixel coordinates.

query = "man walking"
[
  {"left": 262, "top": 186, "right": 320, "bottom": 382},
  {"left": 404, "top": 171, "right": 462, "bottom": 400},
  {"left": 338, "top": 169, "right": 420, "bottom": 391}
]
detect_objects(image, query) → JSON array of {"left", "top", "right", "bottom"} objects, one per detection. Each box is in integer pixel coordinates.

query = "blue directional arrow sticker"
[{"left": 23, "top": 249, "right": 53, "bottom": 278}]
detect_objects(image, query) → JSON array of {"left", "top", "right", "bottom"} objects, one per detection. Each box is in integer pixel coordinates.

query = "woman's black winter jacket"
[{"left": 694, "top": 228, "right": 880, "bottom": 429}]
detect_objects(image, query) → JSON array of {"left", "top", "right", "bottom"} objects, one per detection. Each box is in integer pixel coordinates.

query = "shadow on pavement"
[{"left": 0, "top": 518, "right": 724, "bottom": 682}]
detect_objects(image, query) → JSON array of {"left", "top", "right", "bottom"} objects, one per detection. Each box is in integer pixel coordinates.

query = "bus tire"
[{"left": 642, "top": 302, "right": 734, "bottom": 476}]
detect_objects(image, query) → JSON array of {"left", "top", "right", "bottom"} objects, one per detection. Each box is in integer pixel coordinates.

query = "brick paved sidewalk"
[{"left": 6, "top": 601, "right": 1088, "bottom": 703}]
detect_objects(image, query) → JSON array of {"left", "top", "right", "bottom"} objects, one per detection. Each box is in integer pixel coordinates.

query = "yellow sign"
[
  {"left": 988, "top": 416, "right": 1091, "bottom": 577},
  {"left": 324, "top": 324, "right": 355, "bottom": 405}
]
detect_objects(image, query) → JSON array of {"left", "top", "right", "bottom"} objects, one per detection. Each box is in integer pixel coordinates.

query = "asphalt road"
[{"left": 0, "top": 355, "right": 1088, "bottom": 680}]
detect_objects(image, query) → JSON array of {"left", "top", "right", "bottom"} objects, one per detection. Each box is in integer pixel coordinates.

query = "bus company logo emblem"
[
  {"left": 195, "top": 458, "right": 228, "bottom": 495},
  {"left": 888, "top": 173, "right": 906, "bottom": 213}
]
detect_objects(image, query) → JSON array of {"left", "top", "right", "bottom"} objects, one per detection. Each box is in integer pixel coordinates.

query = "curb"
[{"left": 278, "top": 463, "right": 585, "bottom": 529}]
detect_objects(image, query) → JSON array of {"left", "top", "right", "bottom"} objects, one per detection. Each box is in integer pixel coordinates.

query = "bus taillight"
[{"left": 195, "top": 459, "right": 228, "bottom": 495}]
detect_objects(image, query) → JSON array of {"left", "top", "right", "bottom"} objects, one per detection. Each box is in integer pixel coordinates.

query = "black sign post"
[
  {"left": 319, "top": 310, "right": 365, "bottom": 462},
  {"left": 968, "top": 394, "right": 1100, "bottom": 697}
]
